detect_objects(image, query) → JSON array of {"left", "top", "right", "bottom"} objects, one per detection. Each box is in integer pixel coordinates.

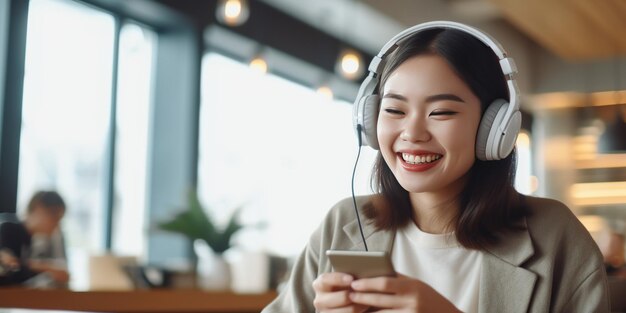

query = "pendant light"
[
  {"left": 335, "top": 49, "right": 364, "bottom": 81},
  {"left": 316, "top": 86, "right": 334, "bottom": 100},
  {"left": 216, "top": 0, "right": 250, "bottom": 27},
  {"left": 249, "top": 56, "right": 268, "bottom": 74}
]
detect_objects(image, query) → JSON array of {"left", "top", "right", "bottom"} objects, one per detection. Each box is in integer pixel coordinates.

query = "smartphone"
[{"left": 326, "top": 250, "right": 396, "bottom": 279}]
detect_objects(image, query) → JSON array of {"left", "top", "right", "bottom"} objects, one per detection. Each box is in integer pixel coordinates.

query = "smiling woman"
[{"left": 263, "top": 21, "right": 609, "bottom": 313}]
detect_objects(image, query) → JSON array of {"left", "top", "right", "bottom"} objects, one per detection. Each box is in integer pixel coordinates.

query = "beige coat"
[{"left": 262, "top": 195, "right": 610, "bottom": 313}]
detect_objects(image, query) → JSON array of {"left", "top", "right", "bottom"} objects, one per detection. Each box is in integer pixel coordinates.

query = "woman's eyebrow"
[
  {"left": 382, "top": 92, "right": 407, "bottom": 101},
  {"left": 382, "top": 93, "right": 465, "bottom": 103},
  {"left": 424, "top": 93, "right": 465, "bottom": 103}
]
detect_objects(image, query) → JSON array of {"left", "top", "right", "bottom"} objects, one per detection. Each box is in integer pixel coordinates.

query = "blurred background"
[{"left": 0, "top": 0, "right": 625, "bottom": 300}]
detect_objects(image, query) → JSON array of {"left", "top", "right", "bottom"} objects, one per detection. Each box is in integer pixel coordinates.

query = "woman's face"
[{"left": 377, "top": 54, "right": 482, "bottom": 196}]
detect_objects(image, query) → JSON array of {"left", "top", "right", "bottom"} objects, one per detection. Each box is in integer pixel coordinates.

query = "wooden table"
[{"left": 0, "top": 288, "right": 277, "bottom": 312}]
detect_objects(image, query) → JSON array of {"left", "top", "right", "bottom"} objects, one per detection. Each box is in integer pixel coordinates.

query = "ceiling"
[
  {"left": 258, "top": 0, "right": 626, "bottom": 61},
  {"left": 488, "top": 0, "right": 626, "bottom": 60}
]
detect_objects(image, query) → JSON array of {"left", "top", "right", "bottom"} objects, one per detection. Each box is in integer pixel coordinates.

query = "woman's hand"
[
  {"left": 349, "top": 274, "right": 462, "bottom": 313},
  {"left": 312, "top": 272, "right": 370, "bottom": 313}
]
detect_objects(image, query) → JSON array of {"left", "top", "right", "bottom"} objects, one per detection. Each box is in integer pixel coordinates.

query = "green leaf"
[{"left": 157, "top": 190, "right": 244, "bottom": 254}]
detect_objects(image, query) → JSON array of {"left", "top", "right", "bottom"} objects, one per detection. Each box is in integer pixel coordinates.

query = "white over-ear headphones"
[{"left": 352, "top": 21, "right": 521, "bottom": 161}]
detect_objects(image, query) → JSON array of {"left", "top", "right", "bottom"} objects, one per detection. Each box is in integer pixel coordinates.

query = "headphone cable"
[{"left": 352, "top": 124, "right": 369, "bottom": 251}]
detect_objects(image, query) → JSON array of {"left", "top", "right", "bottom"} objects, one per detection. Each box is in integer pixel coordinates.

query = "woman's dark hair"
[
  {"left": 363, "top": 28, "right": 527, "bottom": 250},
  {"left": 27, "top": 190, "right": 66, "bottom": 216}
]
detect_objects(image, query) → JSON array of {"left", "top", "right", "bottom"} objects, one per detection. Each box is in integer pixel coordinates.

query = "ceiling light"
[
  {"left": 216, "top": 0, "right": 249, "bottom": 27},
  {"left": 316, "top": 86, "right": 334, "bottom": 100},
  {"left": 336, "top": 49, "right": 364, "bottom": 80},
  {"left": 249, "top": 56, "right": 268, "bottom": 73}
]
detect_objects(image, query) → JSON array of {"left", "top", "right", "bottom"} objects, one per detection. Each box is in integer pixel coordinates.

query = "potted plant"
[{"left": 158, "top": 190, "right": 243, "bottom": 290}]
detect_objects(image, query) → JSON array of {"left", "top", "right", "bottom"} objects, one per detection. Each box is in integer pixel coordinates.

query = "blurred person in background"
[{"left": 0, "top": 191, "right": 69, "bottom": 286}]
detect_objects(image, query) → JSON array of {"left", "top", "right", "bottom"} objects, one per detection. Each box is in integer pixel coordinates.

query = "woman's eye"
[
  {"left": 384, "top": 108, "right": 404, "bottom": 115},
  {"left": 430, "top": 111, "right": 457, "bottom": 116}
]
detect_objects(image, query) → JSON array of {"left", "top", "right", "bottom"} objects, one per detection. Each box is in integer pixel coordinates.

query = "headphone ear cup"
[
  {"left": 362, "top": 95, "right": 381, "bottom": 150},
  {"left": 476, "top": 99, "right": 508, "bottom": 161}
]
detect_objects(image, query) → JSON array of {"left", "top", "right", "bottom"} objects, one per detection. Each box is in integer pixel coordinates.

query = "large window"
[
  {"left": 111, "top": 23, "right": 155, "bottom": 259},
  {"left": 19, "top": 0, "right": 115, "bottom": 252},
  {"left": 18, "top": 0, "right": 155, "bottom": 287},
  {"left": 198, "top": 53, "right": 377, "bottom": 257}
]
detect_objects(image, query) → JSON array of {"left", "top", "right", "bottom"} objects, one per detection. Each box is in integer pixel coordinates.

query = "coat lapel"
[
  {"left": 479, "top": 219, "right": 537, "bottom": 313},
  {"left": 343, "top": 217, "right": 394, "bottom": 252}
]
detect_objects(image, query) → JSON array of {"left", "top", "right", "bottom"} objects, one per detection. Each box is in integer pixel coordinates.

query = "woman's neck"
[
  {"left": 408, "top": 176, "right": 467, "bottom": 234},
  {"left": 408, "top": 193, "right": 457, "bottom": 234}
]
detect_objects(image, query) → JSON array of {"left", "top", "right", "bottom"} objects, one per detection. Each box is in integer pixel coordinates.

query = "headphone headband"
[
  {"left": 361, "top": 21, "right": 519, "bottom": 109},
  {"left": 377, "top": 22, "right": 507, "bottom": 70}
]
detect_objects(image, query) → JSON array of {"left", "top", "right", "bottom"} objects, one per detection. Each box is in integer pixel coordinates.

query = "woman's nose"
[{"left": 400, "top": 118, "right": 431, "bottom": 142}]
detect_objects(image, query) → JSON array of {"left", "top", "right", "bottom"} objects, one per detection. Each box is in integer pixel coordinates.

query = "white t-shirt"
[{"left": 391, "top": 222, "right": 482, "bottom": 313}]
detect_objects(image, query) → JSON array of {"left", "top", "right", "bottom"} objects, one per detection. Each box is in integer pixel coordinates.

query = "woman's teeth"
[{"left": 401, "top": 153, "right": 442, "bottom": 165}]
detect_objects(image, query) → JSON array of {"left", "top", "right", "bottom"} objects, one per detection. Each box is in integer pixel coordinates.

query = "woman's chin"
[{"left": 397, "top": 181, "right": 438, "bottom": 194}]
